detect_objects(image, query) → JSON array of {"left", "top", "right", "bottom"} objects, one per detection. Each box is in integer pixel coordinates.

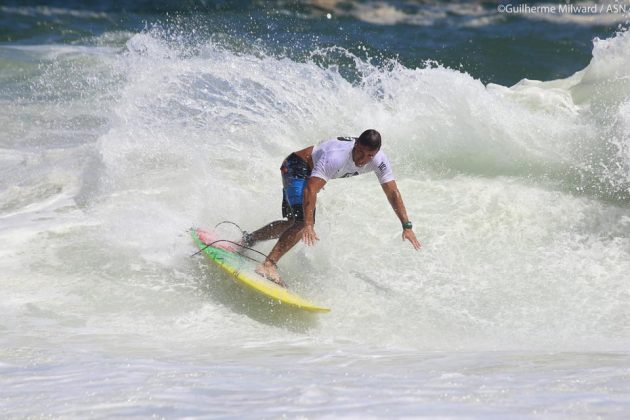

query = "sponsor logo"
[
  {"left": 337, "top": 136, "right": 357, "bottom": 142},
  {"left": 340, "top": 171, "right": 359, "bottom": 178},
  {"left": 378, "top": 162, "right": 387, "bottom": 172}
]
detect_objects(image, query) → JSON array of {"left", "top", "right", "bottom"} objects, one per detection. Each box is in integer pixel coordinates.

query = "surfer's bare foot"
[{"left": 255, "top": 262, "right": 286, "bottom": 288}]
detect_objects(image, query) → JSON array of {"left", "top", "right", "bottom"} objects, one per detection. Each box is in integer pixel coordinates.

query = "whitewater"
[{"left": 1, "top": 24, "right": 630, "bottom": 417}]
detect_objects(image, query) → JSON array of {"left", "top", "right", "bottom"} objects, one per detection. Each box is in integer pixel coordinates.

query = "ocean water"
[{"left": 1, "top": 0, "right": 630, "bottom": 417}]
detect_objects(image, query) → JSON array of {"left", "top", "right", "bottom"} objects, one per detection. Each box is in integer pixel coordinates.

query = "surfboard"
[{"left": 191, "top": 227, "right": 330, "bottom": 313}]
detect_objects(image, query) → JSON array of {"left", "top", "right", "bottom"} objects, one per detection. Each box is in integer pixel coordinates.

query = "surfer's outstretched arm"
[
  {"left": 302, "top": 176, "right": 326, "bottom": 246},
  {"left": 381, "top": 180, "right": 421, "bottom": 250}
]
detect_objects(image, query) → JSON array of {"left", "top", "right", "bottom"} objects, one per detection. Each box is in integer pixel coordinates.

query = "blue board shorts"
[{"left": 281, "top": 153, "right": 313, "bottom": 222}]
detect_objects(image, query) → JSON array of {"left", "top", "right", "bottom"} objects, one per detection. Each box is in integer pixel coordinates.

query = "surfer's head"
[
  {"left": 353, "top": 129, "right": 381, "bottom": 167},
  {"left": 357, "top": 129, "right": 381, "bottom": 150}
]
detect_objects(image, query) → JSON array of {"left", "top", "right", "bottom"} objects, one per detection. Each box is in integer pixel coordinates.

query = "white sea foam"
[
  {"left": 2, "top": 27, "right": 630, "bottom": 349},
  {"left": 2, "top": 26, "right": 630, "bottom": 417}
]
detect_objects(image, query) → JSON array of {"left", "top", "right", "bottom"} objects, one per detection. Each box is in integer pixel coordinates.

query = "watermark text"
[{"left": 497, "top": 3, "right": 628, "bottom": 14}]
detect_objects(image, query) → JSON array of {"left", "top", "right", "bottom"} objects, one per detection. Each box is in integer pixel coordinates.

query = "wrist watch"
[{"left": 402, "top": 221, "right": 413, "bottom": 230}]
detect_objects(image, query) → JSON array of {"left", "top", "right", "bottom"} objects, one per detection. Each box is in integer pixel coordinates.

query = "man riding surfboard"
[{"left": 242, "top": 129, "right": 421, "bottom": 286}]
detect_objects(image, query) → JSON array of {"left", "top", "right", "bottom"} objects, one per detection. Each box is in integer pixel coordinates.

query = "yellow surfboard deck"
[{"left": 192, "top": 228, "right": 330, "bottom": 313}]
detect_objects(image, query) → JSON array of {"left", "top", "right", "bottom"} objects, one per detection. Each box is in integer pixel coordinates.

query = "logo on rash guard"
[
  {"left": 378, "top": 162, "right": 387, "bottom": 172},
  {"left": 337, "top": 137, "right": 357, "bottom": 142},
  {"left": 340, "top": 172, "right": 359, "bottom": 178}
]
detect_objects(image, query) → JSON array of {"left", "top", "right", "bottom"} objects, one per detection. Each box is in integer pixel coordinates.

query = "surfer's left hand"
[{"left": 402, "top": 229, "right": 421, "bottom": 250}]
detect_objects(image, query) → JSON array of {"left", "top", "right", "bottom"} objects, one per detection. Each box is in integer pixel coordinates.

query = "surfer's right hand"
[{"left": 302, "top": 224, "right": 319, "bottom": 246}]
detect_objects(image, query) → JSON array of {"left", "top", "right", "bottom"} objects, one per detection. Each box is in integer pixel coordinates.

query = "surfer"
[{"left": 243, "top": 129, "right": 421, "bottom": 286}]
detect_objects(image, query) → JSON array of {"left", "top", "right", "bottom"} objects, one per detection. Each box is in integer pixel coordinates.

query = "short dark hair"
[{"left": 357, "top": 129, "right": 381, "bottom": 150}]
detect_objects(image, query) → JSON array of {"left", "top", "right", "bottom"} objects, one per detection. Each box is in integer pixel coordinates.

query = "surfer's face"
[{"left": 352, "top": 144, "right": 379, "bottom": 167}]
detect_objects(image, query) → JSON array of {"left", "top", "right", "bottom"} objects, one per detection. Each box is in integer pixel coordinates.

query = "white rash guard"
[{"left": 310, "top": 137, "right": 395, "bottom": 184}]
